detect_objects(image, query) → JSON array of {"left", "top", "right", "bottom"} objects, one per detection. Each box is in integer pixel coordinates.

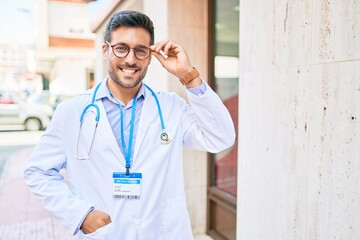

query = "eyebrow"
[{"left": 110, "top": 42, "right": 149, "bottom": 48}]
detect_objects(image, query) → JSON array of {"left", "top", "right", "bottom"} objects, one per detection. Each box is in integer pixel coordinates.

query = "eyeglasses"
[{"left": 106, "top": 41, "right": 151, "bottom": 60}]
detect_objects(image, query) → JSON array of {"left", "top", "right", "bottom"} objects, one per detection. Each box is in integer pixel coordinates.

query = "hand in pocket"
[{"left": 81, "top": 210, "right": 112, "bottom": 234}]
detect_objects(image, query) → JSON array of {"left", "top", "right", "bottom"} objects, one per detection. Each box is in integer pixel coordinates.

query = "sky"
[{"left": 0, "top": 0, "right": 34, "bottom": 46}]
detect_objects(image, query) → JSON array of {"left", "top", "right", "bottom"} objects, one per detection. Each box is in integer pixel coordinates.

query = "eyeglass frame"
[{"left": 105, "top": 41, "right": 151, "bottom": 60}]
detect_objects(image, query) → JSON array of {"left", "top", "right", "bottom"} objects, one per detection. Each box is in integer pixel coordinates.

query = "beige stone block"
[
  {"left": 237, "top": 161, "right": 307, "bottom": 240},
  {"left": 308, "top": 62, "right": 360, "bottom": 193},
  {"left": 186, "top": 186, "right": 207, "bottom": 235},
  {"left": 238, "top": 67, "right": 311, "bottom": 176},
  {"left": 305, "top": 62, "right": 360, "bottom": 239},
  {"left": 306, "top": 179, "right": 360, "bottom": 240},
  {"left": 240, "top": 0, "right": 312, "bottom": 71},
  {"left": 169, "top": 26, "right": 207, "bottom": 67},
  {"left": 237, "top": 67, "right": 311, "bottom": 239},
  {"left": 183, "top": 150, "right": 207, "bottom": 188},
  {"left": 311, "top": 0, "right": 360, "bottom": 63},
  {"left": 168, "top": 0, "right": 205, "bottom": 27}
]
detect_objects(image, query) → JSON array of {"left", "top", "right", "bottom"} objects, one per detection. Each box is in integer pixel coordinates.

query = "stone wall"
[{"left": 237, "top": 0, "right": 360, "bottom": 239}]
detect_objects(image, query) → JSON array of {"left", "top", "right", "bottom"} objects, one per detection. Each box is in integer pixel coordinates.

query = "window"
[{"left": 207, "top": 0, "right": 239, "bottom": 239}]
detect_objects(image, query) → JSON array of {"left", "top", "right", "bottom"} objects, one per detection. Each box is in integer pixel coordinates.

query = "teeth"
[{"left": 122, "top": 68, "right": 136, "bottom": 73}]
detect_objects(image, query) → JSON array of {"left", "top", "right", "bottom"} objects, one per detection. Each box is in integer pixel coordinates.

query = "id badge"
[{"left": 113, "top": 172, "right": 142, "bottom": 199}]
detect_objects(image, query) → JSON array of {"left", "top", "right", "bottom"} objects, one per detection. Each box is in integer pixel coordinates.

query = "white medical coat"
[{"left": 24, "top": 80, "right": 235, "bottom": 240}]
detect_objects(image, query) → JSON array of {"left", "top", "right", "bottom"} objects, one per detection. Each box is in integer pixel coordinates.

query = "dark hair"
[{"left": 104, "top": 10, "right": 155, "bottom": 45}]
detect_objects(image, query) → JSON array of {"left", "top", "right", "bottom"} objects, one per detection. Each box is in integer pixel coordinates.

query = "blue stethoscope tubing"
[
  {"left": 75, "top": 82, "right": 102, "bottom": 160},
  {"left": 75, "top": 81, "right": 171, "bottom": 162},
  {"left": 143, "top": 84, "right": 170, "bottom": 142}
]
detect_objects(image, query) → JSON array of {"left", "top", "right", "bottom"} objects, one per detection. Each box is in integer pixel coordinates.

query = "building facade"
[
  {"left": 33, "top": 0, "right": 96, "bottom": 96},
  {"left": 0, "top": 45, "right": 32, "bottom": 92},
  {"left": 0, "top": 0, "right": 40, "bottom": 95}
]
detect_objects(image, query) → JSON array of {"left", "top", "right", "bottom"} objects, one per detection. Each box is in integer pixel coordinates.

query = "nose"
[{"left": 124, "top": 49, "right": 137, "bottom": 64}]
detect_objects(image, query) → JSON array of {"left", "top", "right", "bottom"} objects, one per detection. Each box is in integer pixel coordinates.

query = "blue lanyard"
[
  {"left": 110, "top": 92, "right": 137, "bottom": 176},
  {"left": 107, "top": 83, "right": 170, "bottom": 175}
]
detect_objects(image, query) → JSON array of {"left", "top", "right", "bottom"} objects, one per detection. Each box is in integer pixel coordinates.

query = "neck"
[{"left": 107, "top": 79, "right": 141, "bottom": 106}]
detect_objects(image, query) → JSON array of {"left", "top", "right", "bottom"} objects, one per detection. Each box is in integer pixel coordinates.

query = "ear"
[{"left": 102, "top": 43, "right": 108, "bottom": 60}]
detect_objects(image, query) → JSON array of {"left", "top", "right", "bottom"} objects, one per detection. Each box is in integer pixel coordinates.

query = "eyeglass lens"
[{"left": 111, "top": 44, "right": 150, "bottom": 60}]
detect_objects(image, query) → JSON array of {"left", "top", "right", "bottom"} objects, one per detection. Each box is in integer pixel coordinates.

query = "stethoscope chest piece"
[{"left": 160, "top": 131, "right": 172, "bottom": 144}]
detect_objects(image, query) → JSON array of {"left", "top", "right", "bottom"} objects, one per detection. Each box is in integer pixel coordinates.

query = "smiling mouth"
[{"left": 121, "top": 68, "right": 137, "bottom": 74}]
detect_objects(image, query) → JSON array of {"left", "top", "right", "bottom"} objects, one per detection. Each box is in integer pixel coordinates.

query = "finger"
[
  {"left": 151, "top": 51, "right": 167, "bottom": 66},
  {"left": 163, "top": 41, "right": 180, "bottom": 57},
  {"left": 163, "top": 42, "right": 171, "bottom": 55},
  {"left": 97, "top": 211, "right": 111, "bottom": 224},
  {"left": 167, "top": 48, "right": 178, "bottom": 57},
  {"left": 154, "top": 39, "right": 172, "bottom": 54},
  {"left": 159, "top": 49, "right": 177, "bottom": 58},
  {"left": 103, "top": 214, "right": 112, "bottom": 224},
  {"left": 150, "top": 39, "right": 178, "bottom": 57},
  {"left": 151, "top": 49, "right": 166, "bottom": 60},
  {"left": 149, "top": 43, "right": 163, "bottom": 55}
]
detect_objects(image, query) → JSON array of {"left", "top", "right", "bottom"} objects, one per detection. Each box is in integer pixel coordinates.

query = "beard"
[{"left": 108, "top": 63, "right": 148, "bottom": 89}]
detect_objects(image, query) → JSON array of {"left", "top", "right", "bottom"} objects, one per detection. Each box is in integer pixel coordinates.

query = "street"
[{"left": 0, "top": 130, "right": 75, "bottom": 240}]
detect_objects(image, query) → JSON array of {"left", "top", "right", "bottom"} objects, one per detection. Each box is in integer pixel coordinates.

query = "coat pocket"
[
  {"left": 79, "top": 222, "right": 113, "bottom": 240},
  {"left": 160, "top": 196, "right": 193, "bottom": 239}
]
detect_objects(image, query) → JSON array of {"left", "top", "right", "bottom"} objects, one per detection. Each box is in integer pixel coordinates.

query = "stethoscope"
[{"left": 75, "top": 81, "right": 172, "bottom": 163}]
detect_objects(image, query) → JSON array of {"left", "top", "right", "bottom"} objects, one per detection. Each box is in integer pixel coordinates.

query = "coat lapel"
[
  {"left": 96, "top": 98, "right": 124, "bottom": 163},
  {"left": 133, "top": 87, "right": 158, "bottom": 161}
]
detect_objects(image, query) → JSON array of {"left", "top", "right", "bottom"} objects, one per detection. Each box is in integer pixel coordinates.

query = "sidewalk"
[{"left": 0, "top": 145, "right": 76, "bottom": 240}]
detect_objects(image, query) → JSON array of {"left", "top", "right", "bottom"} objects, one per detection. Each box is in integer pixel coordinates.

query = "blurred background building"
[
  {"left": 0, "top": 0, "right": 39, "bottom": 96},
  {"left": 0, "top": 0, "right": 96, "bottom": 96},
  {"left": 33, "top": 0, "right": 96, "bottom": 95},
  {"left": 0, "top": 0, "right": 96, "bottom": 131},
  {"left": 1, "top": 0, "right": 359, "bottom": 240}
]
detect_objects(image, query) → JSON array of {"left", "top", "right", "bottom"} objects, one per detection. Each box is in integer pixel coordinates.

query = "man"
[{"left": 24, "top": 10, "right": 235, "bottom": 240}]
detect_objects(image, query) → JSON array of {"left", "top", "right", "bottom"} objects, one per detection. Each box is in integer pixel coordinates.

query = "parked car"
[{"left": 0, "top": 91, "right": 70, "bottom": 131}]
